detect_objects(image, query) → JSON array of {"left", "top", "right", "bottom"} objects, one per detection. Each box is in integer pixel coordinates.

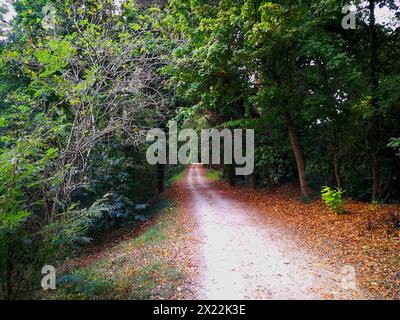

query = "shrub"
[
  {"left": 0, "top": 205, "right": 96, "bottom": 299},
  {"left": 82, "top": 192, "right": 142, "bottom": 233},
  {"left": 56, "top": 272, "right": 114, "bottom": 299},
  {"left": 321, "top": 186, "right": 346, "bottom": 214}
]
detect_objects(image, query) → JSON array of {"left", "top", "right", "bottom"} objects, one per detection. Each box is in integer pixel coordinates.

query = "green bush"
[
  {"left": 0, "top": 207, "right": 95, "bottom": 299},
  {"left": 321, "top": 186, "right": 346, "bottom": 214},
  {"left": 56, "top": 272, "right": 114, "bottom": 299}
]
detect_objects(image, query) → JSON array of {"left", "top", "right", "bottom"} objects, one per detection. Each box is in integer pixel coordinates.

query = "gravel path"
[{"left": 184, "top": 165, "right": 363, "bottom": 300}]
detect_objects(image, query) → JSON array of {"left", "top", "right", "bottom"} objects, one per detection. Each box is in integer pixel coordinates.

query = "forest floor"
[{"left": 47, "top": 165, "right": 400, "bottom": 300}]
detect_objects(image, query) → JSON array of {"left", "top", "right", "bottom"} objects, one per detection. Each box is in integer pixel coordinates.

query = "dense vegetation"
[{"left": 0, "top": 0, "right": 399, "bottom": 299}]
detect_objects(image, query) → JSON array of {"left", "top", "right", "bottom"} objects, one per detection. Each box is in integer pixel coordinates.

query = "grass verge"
[
  {"left": 167, "top": 165, "right": 187, "bottom": 186},
  {"left": 205, "top": 169, "right": 222, "bottom": 181},
  {"left": 40, "top": 201, "right": 190, "bottom": 300}
]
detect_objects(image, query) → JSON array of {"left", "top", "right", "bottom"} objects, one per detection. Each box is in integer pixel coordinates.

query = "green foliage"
[
  {"left": 77, "top": 192, "right": 146, "bottom": 233},
  {"left": 321, "top": 186, "right": 346, "bottom": 214},
  {"left": 56, "top": 271, "right": 114, "bottom": 299},
  {"left": 169, "top": 0, "right": 400, "bottom": 201},
  {"left": 388, "top": 138, "right": 400, "bottom": 158}
]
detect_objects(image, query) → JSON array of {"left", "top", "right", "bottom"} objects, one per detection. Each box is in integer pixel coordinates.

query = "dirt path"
[{"left": 181, "top": 165, "right": 363, "bottom": 300}]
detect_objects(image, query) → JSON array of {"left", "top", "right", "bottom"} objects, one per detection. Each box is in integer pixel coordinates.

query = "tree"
[
  {"left": 0, "top": 0, "right": 173, "bottom": 298},
  {"left": 238, "top": 0, "right": 314, "bottom": 197}
]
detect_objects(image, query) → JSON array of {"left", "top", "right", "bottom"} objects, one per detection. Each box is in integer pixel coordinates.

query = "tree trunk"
[
  {"left": 284, "top": 112, "right": 312, "bottom": 198},
  {"left": 251, "top": 171, "right": 257, "bottom": 190},
  {"left": 157, "top": 163, "right": 165, "bottom": 193},
  {"left": 264, "top": 166, "right": 274, "bottom": 188},
  {"left": 369, "top": 0, "right": 381, "bottom": 201},
  {"left": 332, "top": 130, "right": 342, "bottom": 189},
  {"left": 333, "top": 150, "right": 342, "bottom": 189},
  {"left": 227, "top": 164, "right": 236, "bottom": 186}
]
